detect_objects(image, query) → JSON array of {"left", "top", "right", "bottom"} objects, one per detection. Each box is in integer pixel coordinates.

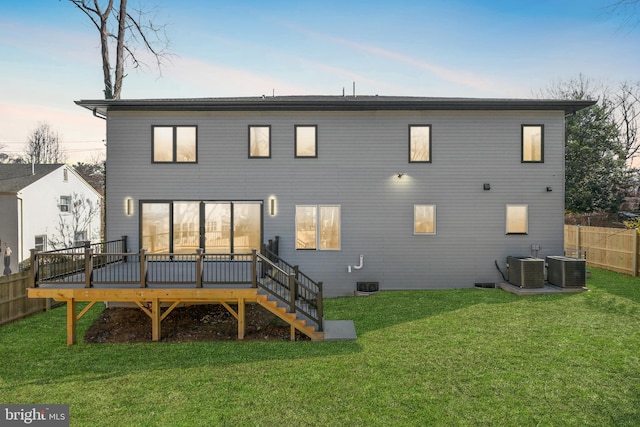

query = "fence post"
[
  {"left": 29, "top": 248, "right": 38, "bottom": 288},
  {"left": 251, "top": 249, "right": 257, "bottom": 288},
  {"left": 576, "top": 225, "right": 581, "bottom": 257},
  {"left": 84, "top": 247, "right": 93, "bottom": 288},
  {"left": 289, "top": 273, "right": 296, "bottom": 313},
  {"left": 634, "top": 229, "right": 638, "bottom": 277},
  {"left": 140, "top": 249, "right": 147, "bottom": 288},
  {"left": 196, "top": 248, "right": 203, "bottom": 288}
]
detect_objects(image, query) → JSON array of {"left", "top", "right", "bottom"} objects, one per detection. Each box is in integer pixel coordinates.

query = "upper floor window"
[
  {"left": 35, "top": 235, "right": 47, "bottom": 252},
  {"left": 249, "top": 125, "right": 271, "bottom": 158},
  {"left": 59, "top": 195, "right": 70, "bottom": 212},
  {"left": 506, "top": 204, "right": 528, "bottom": 234},
  {"left": 522, "top": 125, "right": 543, "bottom": 163},
  {"left": 295, "top": 205, "right": 341, "bottom": 250},
  {"left": 414, "top": 204, "right": 436, "bottom": 235},
  {"left": 152, "top": 125, "right": 197, "bottom": 163},
  {"left": 295, "top": 125, "right": 318, "bottom": 158},
  {"left": 409, "top": 125, "right": 432, "bottom": 163}
]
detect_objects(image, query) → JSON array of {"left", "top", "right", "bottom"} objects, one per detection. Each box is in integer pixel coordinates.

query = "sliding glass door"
[{"left": 141, "top": 201, "right": 262, "bottom": 254}]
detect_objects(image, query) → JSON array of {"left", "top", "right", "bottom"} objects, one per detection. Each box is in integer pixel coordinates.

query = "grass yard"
[{"left": 1, "top": 268, "right": 639, "bottom": 426}]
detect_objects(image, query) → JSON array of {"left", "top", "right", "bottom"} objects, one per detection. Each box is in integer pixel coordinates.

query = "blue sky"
[{"left": 1, "top": 0, "right": 638, "bottom": 162}]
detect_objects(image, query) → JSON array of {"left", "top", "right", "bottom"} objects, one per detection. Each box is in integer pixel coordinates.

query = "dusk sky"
[{"left": 1, "top": 0, "right": 639, "bottom": 162}]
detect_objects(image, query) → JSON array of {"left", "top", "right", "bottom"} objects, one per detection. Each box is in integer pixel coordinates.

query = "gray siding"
[{"left": 105, "top": 109, "right": 565, "bottom": 297}]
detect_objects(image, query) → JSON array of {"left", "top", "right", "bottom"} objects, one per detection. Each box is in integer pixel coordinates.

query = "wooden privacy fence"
[
  {"left": 0, "top": 271, "right": 49, "bottom": 326},
  {"left": 564, "top": 225, "right": 639, "bottom": 276}
]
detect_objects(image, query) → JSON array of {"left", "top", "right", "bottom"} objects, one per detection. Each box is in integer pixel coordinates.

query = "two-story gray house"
[{"left": 76, "top": 96, "right": 594, "bottom": 297}]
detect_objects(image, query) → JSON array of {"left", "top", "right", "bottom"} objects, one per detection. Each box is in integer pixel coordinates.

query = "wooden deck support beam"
[
  {"left": 66, "top": 299, "right": 76, "bottom": 346},
  {"left": 238, "top": 298, "right": 245, "bottom": 340},
  {"left": 152, "top": 298, "right": 160, "bottom": 341}
]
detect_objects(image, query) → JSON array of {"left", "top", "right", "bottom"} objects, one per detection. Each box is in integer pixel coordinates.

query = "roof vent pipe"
[{"left": 353, "top": 81, "right": 356, "bottom": 97}]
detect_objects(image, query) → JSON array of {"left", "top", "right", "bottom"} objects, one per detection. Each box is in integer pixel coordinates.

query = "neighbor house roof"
[
  {"left": 76, "top": 95, "right": 596, "bottom": 117},
  {"left": 0, "top": 164, "right": 63, "bottom": 193}
]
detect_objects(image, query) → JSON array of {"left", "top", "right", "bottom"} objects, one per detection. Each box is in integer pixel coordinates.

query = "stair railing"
[{"left": 255, "top": 250, "right": 323, "bottom": 331}]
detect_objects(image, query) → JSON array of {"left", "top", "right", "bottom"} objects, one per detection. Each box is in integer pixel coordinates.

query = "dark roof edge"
[{"left": 75, "top": 96, "right": 596, "bottom": 116}]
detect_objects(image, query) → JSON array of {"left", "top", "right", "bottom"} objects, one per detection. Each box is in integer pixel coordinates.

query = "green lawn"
[{"left": 1, "top": 268, "right": 639, "bottom": 426}]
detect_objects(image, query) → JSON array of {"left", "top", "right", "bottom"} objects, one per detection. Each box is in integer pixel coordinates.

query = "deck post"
[
  {"left": 84, "top": 248, "right": 93, "bottom": 288},
  {"left": 122, "top": 235, "right": 128, "bottom": 263},
  {"left": 196, "top": 248, "right": 203, "bottom": 288},
  {"left": 66, "top": 299, "right": 76, "bottom": 346},
  {"left": 316, "top": 282, "right": 324, "bottom": 331},
  {"left": 289, "top": 273, "right": 297, "bottom": 313},
  {"left": 238, "top": 298, "right": 245, "bottom": 339},
  {"left": 140, "top": 249, "right": 147, "bottom": 288},
  {"left": 29, "top": 248, "right": 38, "bottom": 288},
  {"left": 151, "top": 298, "right": 160, "bottom": 341},
  {"left": 251, "top": 249, "right": 257, "bottom": 288}
]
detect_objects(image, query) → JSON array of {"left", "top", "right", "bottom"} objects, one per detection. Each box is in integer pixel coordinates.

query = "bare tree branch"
[{"left": 67, "top": 0, "right": 171, "bottom": 99}]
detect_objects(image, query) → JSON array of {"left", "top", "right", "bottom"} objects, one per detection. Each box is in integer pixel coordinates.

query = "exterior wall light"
[
  {"left": 126, "top": 198, "right": 133, "bottom": 216},
  {"left": 397, "top": 173, "right": 405, "bottom": 179},
  {"left": 546, "top": 187, "right": 553, "bottom": 192},
  {"left": 483, "top": 183, "right": 491, "bottom": 191},
  {"left": 269, "top": 197, "right": 276, "bottom": 216}
]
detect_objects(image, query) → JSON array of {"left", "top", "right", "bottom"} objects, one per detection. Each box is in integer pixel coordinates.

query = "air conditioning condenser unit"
[
  {"left": 546, "top": 256, "right": 586, "bottom": 288},
  {"left": 507, "top": 256, "right": 545, "bottom": 288}
]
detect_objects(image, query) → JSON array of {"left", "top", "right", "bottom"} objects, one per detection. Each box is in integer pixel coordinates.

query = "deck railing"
[{"left": 30, "top": 238, "right": 323, "bottom": 331}]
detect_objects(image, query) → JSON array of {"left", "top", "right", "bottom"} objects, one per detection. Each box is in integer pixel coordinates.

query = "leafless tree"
[
  {"left": 50, "top": 192, "right": 101, "bottom": 249},
  {"left": 68, "top": 0, "right": 171, "bottom": 99},
  {"left": 25, "top": 122, "right": 67, "bottom": 164},
  {"left": 612, "top": 81, "right": 640, "bottom": 163},
  {"left": 606, "top": 0, "right": 640, "bottom": 30}
]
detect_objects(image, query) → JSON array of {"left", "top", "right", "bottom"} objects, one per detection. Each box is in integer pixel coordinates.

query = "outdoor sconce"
[
  {"left": 397, "top": 173, "right": 405, "bottom": 179},
  {"left": 269, "top": 197, "right": 276, "bottom": 216},
  {"left": 483, "top": 183, "right": 491, "bottom": 191},
  {"left": 126, "top": 198, "right": 133, "bottom": 216},
  {"left": 546, "top": 187, "right": 553, "bottom": 192}
]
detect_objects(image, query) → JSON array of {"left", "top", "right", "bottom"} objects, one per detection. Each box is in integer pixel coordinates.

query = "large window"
[
  {"left": 414, "top": 205, "right": 436, "bottom": 235},
  {"left": 152, "top": 125, "right": 197, "bottom": 163},
  {"left": 249, "top": 125, "right": 271, "bottom": 158},
  {"left": 295, "top": 125, "right": 318, "bottom": 158},
  {"left": 409, "top": 125, "right": 432, "bottom": 163},
  {"left": 506, "top": 204, "right": 528, "bottom": 234},
  {"left": 141, "top": 201, "right": 262, "bottom": 254},
  {"left": 296, "top": 205, "right": 341, "bottom": 250},
  {"left": 522, "top": 125, "right": 543, "bottom": 163}
]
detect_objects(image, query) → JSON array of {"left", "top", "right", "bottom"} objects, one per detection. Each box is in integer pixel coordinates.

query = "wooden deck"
[
  {"left": 28, "top": 245, "right": 327, "bottom": 345},
  {"left": 28, "top": 286, "right": 324, "bottom": 345}
]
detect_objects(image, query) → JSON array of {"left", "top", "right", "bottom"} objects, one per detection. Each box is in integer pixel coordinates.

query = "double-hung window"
[
  {"left": 295, "top": 205, "right": 341, "bottom": 250},
  {"left": 295, "top": 125, "right": 318, "bottom": 158},
  {"left": 249, "top": 125, "right": 271, "bottom": 158},
  {"left": 59, "top": 196, "right": 70, "bottom": 212},
  {"left": 409, "top": 125, "right": 432, "bottom": 163},
  {"left": 521, "top": 124, "right": 543, "bottom": 163},
  {"left": 152, "top": 125, "right": 197, "bottom": 163}
]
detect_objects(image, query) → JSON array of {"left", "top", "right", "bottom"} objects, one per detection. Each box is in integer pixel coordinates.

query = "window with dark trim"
[
  {"left": 295, "top": 125, "right": 318, "bottom": 158},
  {"left": 249, "top": 125, "right": 271, "bottom": 158},
  {"left": 521, "top": 124, "right": 543, "bottom": 163},
  {"left": 409, "top": 124, "right": 432, "bottom": 163},
  {"left": 152, "top": 125, "right": 197, "bottom": 163},
  {"left": 506, "top": 204, "right": 528, "bottom": 234}
]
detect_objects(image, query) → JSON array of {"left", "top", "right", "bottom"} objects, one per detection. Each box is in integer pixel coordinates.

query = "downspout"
[{"left": 17, "top": 194, "right": 23, "bottom": 264}]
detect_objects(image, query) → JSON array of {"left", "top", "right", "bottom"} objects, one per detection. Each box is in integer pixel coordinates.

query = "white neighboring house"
[{"left": 0, "top": 164, "right": 102, "bottom": 274}]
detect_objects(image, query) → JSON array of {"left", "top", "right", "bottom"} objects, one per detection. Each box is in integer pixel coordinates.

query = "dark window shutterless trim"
[
  {"left": 521, "top": 124, "right": 544, "bottom": 163},
  {"left": 151, "top": 125, "right": 198, "bottom": 163},
  {"left": 294, "top": 124, "right": 318, "bottom": 158},
  {"left": 248, "top": 125, "right": 271, "bottom": 158},
  {"left": 408, "top": 124, "right": 432, "bottom": 163}
]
